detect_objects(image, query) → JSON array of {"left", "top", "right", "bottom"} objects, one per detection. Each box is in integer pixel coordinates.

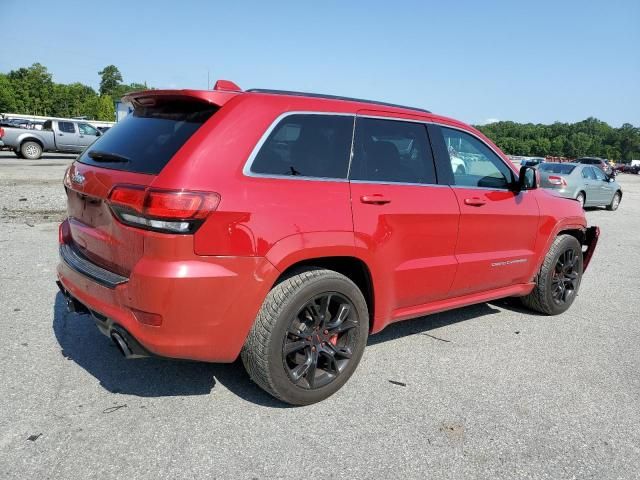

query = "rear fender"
[{"left": 265, "top": 232, "right": 392, "bottom": 333}]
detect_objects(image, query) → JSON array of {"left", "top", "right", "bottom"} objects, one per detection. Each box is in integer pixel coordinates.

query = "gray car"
[{"left": 538, "top": 162, "right": 622, "bottom": 210}]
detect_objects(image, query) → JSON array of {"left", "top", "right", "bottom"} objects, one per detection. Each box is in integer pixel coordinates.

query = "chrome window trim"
[
  {"left": 242, "top": 111, "right": 355, "bottom": 182},
  {"left": 350, "top": 179, "right": 451, "bottom": 188},
  {"left": 350, "top": 114, "right": 439, "bottom": 186},
  {"left": 242, "top": 110, "right": 517, "bottom": 192},
  {"left": 355, "top": 114, "right": 519, "bottom": 190}
]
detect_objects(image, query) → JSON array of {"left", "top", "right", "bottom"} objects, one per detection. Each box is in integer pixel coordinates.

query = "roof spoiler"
[{"left": 123, "top": 80, "right": 242, "bottom": 108}]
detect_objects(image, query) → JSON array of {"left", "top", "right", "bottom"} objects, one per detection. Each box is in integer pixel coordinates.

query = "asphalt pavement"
[{"left": 1, "top": 151, "right": 638, "bottom": 479}]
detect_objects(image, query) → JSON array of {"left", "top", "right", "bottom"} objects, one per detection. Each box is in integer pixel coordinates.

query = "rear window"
[
  {"left": 539, "top": 163, "right": 576, "bottom": 174},
  {"left": 78, "top": 100, "right": 218, "bottom": 175}
]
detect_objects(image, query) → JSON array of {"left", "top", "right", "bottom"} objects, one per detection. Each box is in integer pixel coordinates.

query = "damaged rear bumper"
[{"left": 582, "top": 226, "right": 599, "bottom": 272}]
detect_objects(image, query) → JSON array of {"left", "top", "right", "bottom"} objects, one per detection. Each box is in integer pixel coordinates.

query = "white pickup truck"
[{"left": 0, "top": 119, "right": 102, "bottom": 159}]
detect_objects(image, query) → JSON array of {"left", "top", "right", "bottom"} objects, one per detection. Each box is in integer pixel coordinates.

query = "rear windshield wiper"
[{"left": 88, "top": 151, "right": 131, "bottom": 163}]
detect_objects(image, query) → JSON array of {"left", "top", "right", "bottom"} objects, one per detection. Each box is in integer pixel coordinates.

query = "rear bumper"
[
  {"left": 57, "top": 241, "right": 279, "bottom": 362},
  {"left": 582, "top": 226, "right": 599, "bottom": 272}
]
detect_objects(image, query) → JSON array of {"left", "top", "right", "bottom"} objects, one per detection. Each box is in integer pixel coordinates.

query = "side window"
[
  {"left": 582, "top": 167, "right": 596, "bottom": 179},
  {"left": 250, "top": 114, "right": 353, "bottom": 179},
  {"left": 350, "top": 117, "right": 436, "bottom": 184},
  {"left": 78, "top": 123, "right": 98, "bottom": 136},
  {"left": 441, "top": 127, "right": 514, "bottom": 189},
  {"left": 58, "top": 122, "right": 76, "bottom": 134},
  {"left": 592, "top": 167, "right": 607, "bottom": 181}
]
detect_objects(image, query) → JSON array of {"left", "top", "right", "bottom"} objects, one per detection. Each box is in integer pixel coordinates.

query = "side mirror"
[
  {"left": 518, "top": 166, "right": 538, "bottom": 191},
  {"left": 96, "top": 130, "right": 102, "bottom": 136},
  {"left": 608, "top": 176, "right": 615, "bottom": 183}
]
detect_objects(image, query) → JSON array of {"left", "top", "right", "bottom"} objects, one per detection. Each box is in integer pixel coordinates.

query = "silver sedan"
[{"left": 538, "top": 162, "right": 622, "bottom": 210}]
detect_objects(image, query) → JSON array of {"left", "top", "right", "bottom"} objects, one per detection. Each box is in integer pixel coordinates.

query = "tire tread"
[
  {"left": 521, "top": 234, "right": 581, "bottom": 315},
  {"left": 241, "top": 268, "right": 357, "bottom": 402}
]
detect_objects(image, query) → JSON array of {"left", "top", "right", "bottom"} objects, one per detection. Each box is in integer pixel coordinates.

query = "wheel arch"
[
  {"left": 273, "top": 256, "right": 375, "bottom": 327},
  {"left": 20, "top": 137, "right": 44, "bottom": 149}
]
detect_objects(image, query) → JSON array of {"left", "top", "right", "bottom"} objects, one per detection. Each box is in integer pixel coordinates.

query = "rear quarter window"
[
  {"left": 249, "top": 114, "right": 354, "bottom": 179},
  {"left": 78, "top": 100, "right": 218, "bottom": 175}
]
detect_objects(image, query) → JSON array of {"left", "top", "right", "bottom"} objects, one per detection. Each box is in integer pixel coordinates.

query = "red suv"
[{"left": 57, "top": 81, "right": 599, "bottom": 405}]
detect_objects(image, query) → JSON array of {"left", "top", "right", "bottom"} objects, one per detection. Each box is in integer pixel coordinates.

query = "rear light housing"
[
  {"left": 108, "top": 185, "right": 220, "bottom": 234},
  {"left": 547, "top": 175, "right": 567, "bottom": 187},
  {"left": 0, "top": 127, "right": 4, "bottom": 138},
  {"left": 131, "top": 308, "right": 163, "bottom": 326}
]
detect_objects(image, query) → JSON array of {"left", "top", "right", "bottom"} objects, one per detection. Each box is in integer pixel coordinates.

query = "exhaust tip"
[
  {"left": 111, "top": 331, "right": 133, "bottom": 358},
  {"left": 110, "top": 328, "right": 149, "bottom": 359}
]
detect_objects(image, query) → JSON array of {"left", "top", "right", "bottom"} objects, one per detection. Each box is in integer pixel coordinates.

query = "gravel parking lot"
[{"left": 1, "top": 151, "right": 639, "bottom": 479}]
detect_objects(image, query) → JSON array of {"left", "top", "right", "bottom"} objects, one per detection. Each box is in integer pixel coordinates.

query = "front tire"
[
  {"left": 20, "top": 141, "right": 42, "bottom": 160},
  {"left": 576, "top": 192, "right": 585, "bottom": 208},
  {"left": 521, "top": 235, "right": 583, "bottom": 315},
  {"left": 607, "top": 191, "right": 621, "bottom": 211},
  {"left": 241, "top": 268, "right": 369, "bottom": 405}
]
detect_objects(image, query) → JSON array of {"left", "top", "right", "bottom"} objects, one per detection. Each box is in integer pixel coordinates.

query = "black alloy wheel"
[
  {"left": 551, "top": 248, "right": 580, "bottom": 305},
  {"left": 283, "top": 292, "right": 358, "bottom": 389}
]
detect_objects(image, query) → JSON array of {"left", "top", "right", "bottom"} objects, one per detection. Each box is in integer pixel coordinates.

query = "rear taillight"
[
  {"left": 108, "top": 185, "right": 220, "bottom": 234},
  {"left": 548, "top": 175, "right": 567, "bottom": 187},
  {"left": 0, "top": 127, "right": 4, "bottom": 138}
]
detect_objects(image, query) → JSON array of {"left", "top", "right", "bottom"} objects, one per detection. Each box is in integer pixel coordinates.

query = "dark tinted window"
[
  {"left": 251, "top": 114, "right": 353, "bottom": 179},
  {"left": 350, "top": 117, "right": 436, "bottom": 184},
  {"left": 579, "top": 158, "right": 600, "bottom": 165},
  {"left": 441, "top": 127, "right": 513, "bottom": 189},
  {"left": 58, "top": 121, "right": 76, "bottom": 133},
  {"left": 78, "top": 100, "right": 217, "bottom": 175},
  {"left": 539, "top": 163, "right": 577, "bottom": 174}
]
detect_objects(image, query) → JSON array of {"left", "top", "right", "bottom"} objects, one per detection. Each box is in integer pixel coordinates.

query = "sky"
[{"left": 1, "top": 0, "right": 638, "bottom": 126}]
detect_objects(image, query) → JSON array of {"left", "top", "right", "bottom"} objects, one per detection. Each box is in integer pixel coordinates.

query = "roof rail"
[{"left": 246, "top": 88, "right": 430, "bottom": 114}]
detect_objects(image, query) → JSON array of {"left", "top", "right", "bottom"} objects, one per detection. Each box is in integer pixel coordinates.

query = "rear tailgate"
[{"left": 63, "top": 90, "right": 236, "bottom": 276}]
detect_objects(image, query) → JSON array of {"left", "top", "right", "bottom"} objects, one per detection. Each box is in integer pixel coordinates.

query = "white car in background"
[{"left": 448, "top": 146, "right": 467, "bottom": 174}]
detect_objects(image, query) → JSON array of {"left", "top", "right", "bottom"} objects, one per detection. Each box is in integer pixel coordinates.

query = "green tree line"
[
  {"left": 0, "top": 63, "right": 148, "bottom": 121},
  {"left": 476, "top": 118, "right": 640, "bottom": 162},
  {"left": 1, "top": 63, "right": 638, "bottom": 160}
]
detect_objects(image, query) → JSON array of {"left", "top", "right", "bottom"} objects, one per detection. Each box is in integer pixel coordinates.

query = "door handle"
[
  {"left": 360, "top": 194, "right": 391, "bottom": 205},
  {"left": 464, "top": 197, "right": 486, "bottom": 206}
]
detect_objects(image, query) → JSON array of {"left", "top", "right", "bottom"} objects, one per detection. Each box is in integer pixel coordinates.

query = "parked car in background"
[
  {"left": 56, "top": 82, "right": 600, "bottom": 405},
  {"left": 538, "top": 162, "right": 622, "bottom": 209},
  {"left": 577, "top": 157, "right": 614, "bottom": 176},
  {"left": 0, "top": 119, "right": 102, "bottom": 159},
  {"left": 520, "top": 157, "right": 544, "bottom": 168},
  {"left": 614, "top": 163, "right": 640, "bottom": 174}
]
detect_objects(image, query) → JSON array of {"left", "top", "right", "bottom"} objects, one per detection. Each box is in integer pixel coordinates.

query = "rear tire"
[
  {"left": 241, "top": 268, "right": 369, "bottom": 405},
  {"left": 606, "top": 191, "right": 621, "bottom": 211},
  {"left": 521, "top": 235, "right": 583, "bottom": 315},
  {"left": 20, "top": 141, "right": 42, "bottom": 160},
  {"left": 576, "top": 192, "right": 585, "bottom": 208}
]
